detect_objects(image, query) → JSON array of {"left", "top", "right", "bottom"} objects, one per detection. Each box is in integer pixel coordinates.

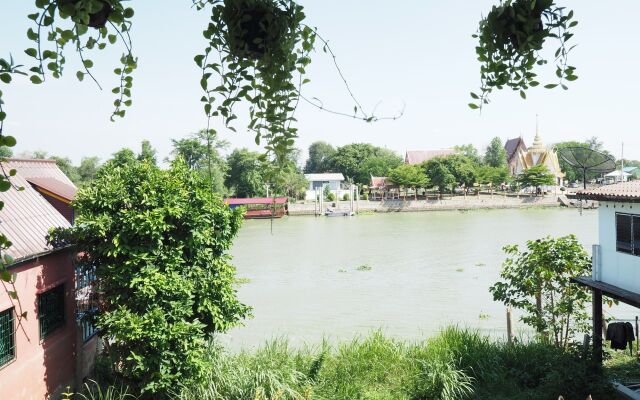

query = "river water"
[{"left": 225, "top": 208, "right": 635, "bottom": 348}]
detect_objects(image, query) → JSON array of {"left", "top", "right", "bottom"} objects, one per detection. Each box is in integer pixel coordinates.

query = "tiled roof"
[
  {"left": 370, "top": 176, "right": 388, "bottom": 189},
  {"left": 504, "top": 137, "right": 526, "bottom": 162},
  {"left": 405, "top": 150, "right": 455, "bottom": 165},
  {"left": 0, "top": 159, "right": 75, "bottom": 262},
  {"left": 304, "top": 173, "right": 344, "bottom": 182},
  {"left": 576, "top": 181, "right": 640, "bottom": 202}
]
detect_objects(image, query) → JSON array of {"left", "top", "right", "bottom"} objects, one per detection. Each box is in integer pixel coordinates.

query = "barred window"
[
  {"left": 38, "top": 285, "right": 65, "bottom": 340},
  {"left": 0, "top": 308, "right": 15, "bottom": 367}
]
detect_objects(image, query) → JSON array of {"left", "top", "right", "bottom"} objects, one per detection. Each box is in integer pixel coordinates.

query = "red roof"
[
  {"left": 576, "top": 181, "right": 640, "bottom": 202},
  {"left": 27, "top": 177, "right": 77, "bottom": 202},
  {"left": 225, "top": 197, "right": 288, "bottom": 205},
  {"left": 0, "top": 159, "right": 76, "bottom": 261}
]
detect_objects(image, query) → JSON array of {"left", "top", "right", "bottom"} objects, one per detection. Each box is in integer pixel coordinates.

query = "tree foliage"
[
  {"left": 454, "top": 143, "right": 482, "bottom": 165},
  {"left": 138, "top": 139, "right": 157, "bottom": 165},
  {"left": 170, "top": 130, "right": 228, "bottom": 193},
  {"left": 304, "top": 141, "right": 335, "bottom": 173},
  {"left": 422, "top": 157, "right": 456, "bottom": 194},
  {"left": 477, "top": 165, "right": 511, "bottom": 187},
  {"left": 328, "top": 143, "right": 402, "bottom": 185},
  {"left": 225, "top": 148, "right": 266, "bottom": 198},
  {"left": 484, "top": 137, "right": 508, "bottom": 168},
  {"left": 517, "top": 164, "right": 556, "bottom": 190},
  {"left": 388, "top": 164, "right": 428, "bottom": 200},
  {"left": 50, "top": 160, "right": 250, "bottom": 397},
  {"left": 489, "top": 235, "right": 591, "bottom": 348}
]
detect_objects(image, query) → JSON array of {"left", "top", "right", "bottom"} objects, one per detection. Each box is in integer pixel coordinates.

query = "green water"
[{"left": 225, "top": 208, "right": 633, "bottom": 348}]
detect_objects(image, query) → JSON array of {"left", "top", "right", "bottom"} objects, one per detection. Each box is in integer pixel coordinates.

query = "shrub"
[
  {"left": 342, "top": 193, "right": 350, "bottom": 201},
  {"left": 327, "top": 192, "right": 335, "bottom": 201}
]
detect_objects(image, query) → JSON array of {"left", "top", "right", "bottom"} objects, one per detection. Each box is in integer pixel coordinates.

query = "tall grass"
[{"left": 173, "top": 327, "right": 617, "bottom": 400}]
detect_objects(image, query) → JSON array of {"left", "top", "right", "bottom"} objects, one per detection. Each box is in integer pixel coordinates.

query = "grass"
[
  {"left": 175, "top": 327, "right": 620, "bottom": 400},
  {"left": 356, "top": 264, "right": 372, "bottom": 271}
]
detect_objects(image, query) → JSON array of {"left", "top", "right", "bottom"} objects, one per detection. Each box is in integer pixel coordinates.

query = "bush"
[
  {"left": 342, "top": 193, "right": 350, "bottom": 201},
  {"left": 327, "top": 192, "right": 335, "bottom": 201}
]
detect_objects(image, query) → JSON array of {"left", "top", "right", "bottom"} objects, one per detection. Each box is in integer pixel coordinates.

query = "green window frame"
[
  {"left": 38, "top": 285, "right": 65, "bottom": 340},
  {"left": 0, "top": 307, "right": 15, "bottom": 367}
]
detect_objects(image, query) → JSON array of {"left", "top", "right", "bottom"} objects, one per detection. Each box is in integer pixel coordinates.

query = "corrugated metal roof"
[
  {"left": 304, "top": 173, "right": 344, "bottom": 182},
  {"left": 0, "top": 159, "right": 75, "bottom": 262},
  {"left": 225, "top": 197, "right": 288, "bottom": 205},
  {"left": 576, "top": 181, "right": 640, "bottom": 202},
  {"left": 405, "top": 150, "right": 455, "bottom": 165},
  {"left": 27, "top": 177, "right": 77, "bottom": 202}
]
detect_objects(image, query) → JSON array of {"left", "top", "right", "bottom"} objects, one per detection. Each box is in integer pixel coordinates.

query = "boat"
[
  {"left": 324, "top": 208, "right": 354, "bottom": 217},
  {"left": 225, "top": 197, "right": 288, "bottom": 219}
]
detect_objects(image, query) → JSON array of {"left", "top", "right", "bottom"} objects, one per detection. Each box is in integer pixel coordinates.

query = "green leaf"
[
  {"left": 83, "top": 59, "right": 94, "bottom": 68},
  {"left": 25, "top": 48, "right": 38, "bottom": 58},
  {"left": 108, "top": 34, "right": 117, "bottom": 44},
  {"left": 544, "top": 84, "right": 558, "bottom": 89},
  {"left": 468, "top": 103, "right": 480, "bottom": 110},
  {"left": 30, "top": 75, "right": 43, "bottom": 84},
  {"left": 76, "top": 71, "right": 84, "bottom": 82},
  {"left": 0, "top": 74, "right": 11, "bottom": 84},
  {"left": 519, "top": 90, "right": 526, "bottom": 99}
]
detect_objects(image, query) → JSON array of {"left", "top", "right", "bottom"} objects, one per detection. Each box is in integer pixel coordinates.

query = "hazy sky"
[{"left": 1, "top": 1, "right": 639, "bottom": 164}]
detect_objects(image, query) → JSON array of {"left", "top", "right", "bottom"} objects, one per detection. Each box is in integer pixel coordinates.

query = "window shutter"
[{"left": 616, "top": 213, "right": 633, "bottom": 254}]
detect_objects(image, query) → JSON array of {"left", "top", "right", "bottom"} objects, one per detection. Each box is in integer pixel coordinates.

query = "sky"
[{"left": 1, "top": 1, "right": 639, "bottom": 165}]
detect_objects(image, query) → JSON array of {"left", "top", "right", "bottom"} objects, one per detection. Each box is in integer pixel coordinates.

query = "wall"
[
  {"left": 597, "top": 201, "right": 640, "bottom": 293},
  {"left": 0, "top": 250, "right": 77, "bottom": 400}
]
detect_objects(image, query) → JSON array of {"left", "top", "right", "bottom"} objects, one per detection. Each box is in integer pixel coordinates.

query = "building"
[
  {"left": 404, "top": 149, "right": 455, "bottom": 165},
  {"left": 304, "top": 173, "right": 347, "bottom": 200},
  {"left": 623, "top": 166, "right": 640, "bottom": 180},
  {"left": 504, "top": 131, "right": 565, "bottom": 186},
  {"left": 604, "top": 170, "right": 631, "bottom": 184},
  {"left": 0, "top": 159, "right": 97, "bottom": 399},
  {"left": 368, "top": 176, "right": 399, "bottom": 200},
  {"left": 573, "top": 181, "right": 640, "bottom": 364}
]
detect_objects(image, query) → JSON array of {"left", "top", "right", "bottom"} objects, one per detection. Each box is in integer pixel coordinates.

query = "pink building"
[{"left": 0, "top": 159, "right": 97, "bottom": 399}]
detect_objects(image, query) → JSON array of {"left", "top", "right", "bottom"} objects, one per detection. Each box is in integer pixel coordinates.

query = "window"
[
  {"left": 0, "top": 308, "right": 15, "bottom": 367},
  {"left": 616, "top": 213, "right": 640, "bottom": 256},
  {"left": 38, "top": 285, "right": 65, "bottom": 340}
]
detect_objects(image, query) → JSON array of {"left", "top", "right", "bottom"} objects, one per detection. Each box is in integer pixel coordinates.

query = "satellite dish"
[{"left": 558, "top": 147, "right": 616, "bottom": 189}]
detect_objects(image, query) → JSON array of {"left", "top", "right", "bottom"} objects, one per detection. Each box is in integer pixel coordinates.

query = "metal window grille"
[
  {"left": 0, "top": 308, "right": 15, "bottom": 366},
  {"left": 38, "top": 285, "right": 65, "bottom": 340},
  {"left": 78, "top": 310, "right": 99, "bottom": 342}
]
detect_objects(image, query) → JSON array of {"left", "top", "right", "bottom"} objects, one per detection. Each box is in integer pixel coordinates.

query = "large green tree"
[
  {"left": 484, "top": 137, "right": 508, "bottom": 168},
  {"left": 170, "top": 131, "right": 228, "bottom": 193},
  {"left": 490, "top": 235, "right": 591, "bottom": 348},
  {"left": 304, "top": 141, "right": 336, "bottom": 173},
  {"left": 454, "top": 144, "right": 482, "bottom": 165},
  {"left": 225, "top": 148, "right": 265, "bottom": 198},
  {"left": 50, "top": 160, "right": 250, "bottom": 397},
  {"left": 477, "top": 165, "right": 510, "bottom": 188},
  {"left": 422, "top": 157, "right": 456, "bottom": 194},
  {"left": 517, "top": 164, "right": 556, "bottom": 192},
  {"left": 328, "top": 143, "right": 402, "bottom": 185},
  {"left": 138, "top": 139, "right": 157, "bottom": 165},
  {"left": 388, "top": 164, "right": 428, "bottom": 200},
  {"left": 76, "top": 156, "right": 101, "bottom": 185},
  {"left": 51, "top": 155, "right": 81, "bottom": 184}
]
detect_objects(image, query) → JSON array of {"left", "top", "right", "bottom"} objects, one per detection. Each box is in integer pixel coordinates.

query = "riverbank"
[{"left": 288, "top": 194, "right": 560, "bottom": 215}]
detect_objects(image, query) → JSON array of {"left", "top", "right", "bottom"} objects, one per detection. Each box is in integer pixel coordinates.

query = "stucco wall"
[
  {"left": 597, "top": 201, "right": 640, "bottom": 293},
  {"left": 0, "top": 250, "right": 76, "bottom": 400}
]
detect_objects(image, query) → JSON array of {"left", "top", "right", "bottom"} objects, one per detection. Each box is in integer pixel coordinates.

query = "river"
[{"left": 224, "top": 208, "right": 635, "bottom": 348}]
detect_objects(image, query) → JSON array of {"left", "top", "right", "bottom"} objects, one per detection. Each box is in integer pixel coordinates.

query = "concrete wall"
[
  {"left": 597, "top": 201, "right": 640, "bottom": 293},
  {"left": 0, "top": 250, "right": 77, "bottom": 400}
]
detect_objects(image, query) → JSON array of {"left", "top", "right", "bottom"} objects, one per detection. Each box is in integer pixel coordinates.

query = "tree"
[
  {"left": 170, "top": 131, "right": 228, "bottom": 194},
  {"left": 360, "top": 153, "right": 403, "bottom": 181},
  {"left": 477, "top": 165, "right": 510, "bottom": 188},
  {"left": 555, "top": 141, "right": 589, "bottom": 183},
  {"left": 423, "top": 157, "right": 456, "bottom": 194},
  {"left": 77, "top": 156, "right": 101, "bottom": 186},
  {"left": 138, "top": 139, "right": 157, "bottom": 165},
  {"left": 443, "top": 154, "right": 478, "bottom": 189},
  {"left": 388, "top": 164, "right": 428, "bottom": 200},
  {"left": 0, "top": 146, "right": 13, "bottom": 158},
  {"left": 108, "top": 148, "right": 137, "bottom": 168},
  {"left": 277, "top": 167, "right": 308, "bottom": 199},
  {"left": 328, "top": 143, "right": 402, "bottom": 185},
  {"left": 484, "top": 137, "right": 508, "bottom": 168},
  {"left": 489, "top": 235, "right": 591, "bottom": 348},
  {"left": 304, "top": 141, "right": 335, "bottom": 173},
  {"left": 454, "top": 144, "right": 482, "bottom": 165},
  {"left": 517, "top": 164, "right": 556, "bottom": 193},
  {"left": 49, "top": 160, "right": 250, "bottom": 396},
  {"left": 226, "top": 149, "right": 265, "bottom": 198}
]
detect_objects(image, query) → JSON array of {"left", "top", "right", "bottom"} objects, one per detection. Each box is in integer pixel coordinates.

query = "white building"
[
  {"left": 304, "top": 173, "right": 348, "bottom": 201},
  {"left": 604, "top": 170, "right": 631, "bottom": 184},
  {"left": 574, "top": 181, "right": 640, "bottom": 363}
]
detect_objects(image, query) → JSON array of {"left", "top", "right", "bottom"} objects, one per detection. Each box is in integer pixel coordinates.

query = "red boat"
[{"left": 224, "top": 197, "right": 288, "bottom": 219}]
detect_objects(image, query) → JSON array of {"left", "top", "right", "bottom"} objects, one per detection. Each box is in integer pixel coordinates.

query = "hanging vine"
[{"left": 470, "top": 0, "right": 578, "bottom": 110}]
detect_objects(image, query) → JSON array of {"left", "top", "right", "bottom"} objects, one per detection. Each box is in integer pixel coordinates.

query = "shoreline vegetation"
[{"left": 82, "top": 327, "right": 632, "bottom": 400}]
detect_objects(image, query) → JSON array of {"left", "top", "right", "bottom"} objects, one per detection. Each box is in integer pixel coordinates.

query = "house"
[
  {"left": 304, "top": 173, "right": 347, "bottom": 200},
  {"left": 504, "top": 132, "right": 565, "bottom": 186},
  {"left": 0, "top": 159, "right": 97, "bottom": 399},
  {"left": 604, "top": 170, "right": 631, "bottom": 184},
  {"left": 573, "top": 181, "right": 640, "bottom": 363},
  {"left": 404, "top": 149, "right": 455, "bottom": 165},
  {"left": 368, "top": 176, "right": 399, "bottom": 201}
]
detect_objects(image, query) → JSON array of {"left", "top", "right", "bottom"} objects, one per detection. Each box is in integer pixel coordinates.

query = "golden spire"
[{"left": 530, "top": 114, "right": 545, "bottom": 153}]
